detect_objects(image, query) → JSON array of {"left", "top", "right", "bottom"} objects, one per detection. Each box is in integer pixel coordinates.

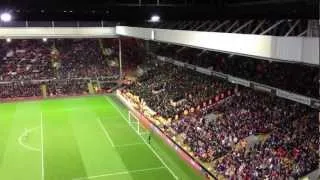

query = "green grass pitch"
[{"left": 0, "top": 95, "right": 204, "bottom": 180}]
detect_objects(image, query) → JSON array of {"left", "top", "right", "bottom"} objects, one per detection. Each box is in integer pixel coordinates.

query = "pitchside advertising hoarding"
[
  {"left": 276, "top": 89, "right": 311, "bottom": 106},
  {"left": 253, "top": 84, "right": 273, "bottom": 93},
  {"left": 228, "top": 76, "right": 250, "bottom": 87}
]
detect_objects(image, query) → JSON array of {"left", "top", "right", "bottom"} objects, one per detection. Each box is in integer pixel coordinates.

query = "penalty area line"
[
  {"left": 73, "top": 166, "right": 165, "bottom": 180},
  {"left": 114, "top": 142, "right": 145, "bottom": 148}
]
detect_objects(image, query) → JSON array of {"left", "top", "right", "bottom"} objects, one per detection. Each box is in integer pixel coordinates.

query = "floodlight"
[
  {"left": 42, "top": 38, "right": 48, "bottom": 42},
  {"left": 0, "top": 12, "right": 12, "bottom": 22},
  {"left": 6, "top": 38, "right": 11, "bottom": 43},
  {"left": 150, "top": 15, "right": 160, "bottom": 22}
]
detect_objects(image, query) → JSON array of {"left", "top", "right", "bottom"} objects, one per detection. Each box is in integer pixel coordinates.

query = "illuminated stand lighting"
[
  {"left": 6, "top": 38, "right": 11, "bottom": 43},
  {"left": 0, "top": 12, "right": 12, "bottom": 22},
  {"left": 42, "top": 38, "right": 48, "bottom": 42},
  {"left": 149, "top": 15, "right": 160, "bottom": 22}
]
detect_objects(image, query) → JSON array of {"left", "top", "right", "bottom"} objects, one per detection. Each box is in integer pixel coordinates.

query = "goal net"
[{"left": 128, "top": 111, "right": 150, "bottom": 141}]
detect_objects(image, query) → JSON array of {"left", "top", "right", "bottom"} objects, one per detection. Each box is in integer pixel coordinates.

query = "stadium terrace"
[{"left": 0, "top": 1, "right": 318, "bottom": 180}]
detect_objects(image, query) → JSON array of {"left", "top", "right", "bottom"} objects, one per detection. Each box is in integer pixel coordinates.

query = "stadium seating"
[
  {"left": 154, "top": 44, "right": 319, "bottom": 98},
  {"left": 0, "top": 38, "right": 317, "bottom": 179},
  {"left": 0, "top": 38, "right": 142, "bottom": 99},
  {"left": 0, "top": 82, "right": 41, "bottom": 99},
  {"left": 122, "top": 60, "right": 319, "bottom": 179},
  {"left": 0, "top": 39, "right": 53, "bottom": 81},
  {"left": 126, "top": 61, "right": 234, "bottom": 119}
]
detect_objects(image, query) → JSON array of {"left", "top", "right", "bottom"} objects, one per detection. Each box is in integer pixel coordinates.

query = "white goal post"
[
  {"left": 128, "top": 111, "right": 141, "bottom": 134},
  {"left": 128, "top": 111, "right": 150, "bottom": 138}
]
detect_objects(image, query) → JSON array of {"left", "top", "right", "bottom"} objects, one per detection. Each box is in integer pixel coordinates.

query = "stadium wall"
[{"left": 116, "top": 90, "right": 215, "bottom": 180}]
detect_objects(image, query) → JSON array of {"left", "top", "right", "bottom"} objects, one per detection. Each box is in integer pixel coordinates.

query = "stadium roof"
[{"left": 0, "top": 0, "right": 317, "bottom": 22}]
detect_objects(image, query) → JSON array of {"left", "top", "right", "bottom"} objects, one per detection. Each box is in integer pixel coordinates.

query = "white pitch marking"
[
  {"left": 104, "top": 96, "right": 179, "bottom": 180},
  {"left": 73, "top": 166, "right": 165, "bottom": 180},
  {"left": 46, "top": 107, "right": 114, "bottom": 113},
  {"left": 114, "top": 142, "right": 145, "bottom": 148},
  {"left": 97, "top": 118, "right": 115, "bottom": 147},
  {"left": 17, "top": 127, "right": 40, "bottom": 152}
]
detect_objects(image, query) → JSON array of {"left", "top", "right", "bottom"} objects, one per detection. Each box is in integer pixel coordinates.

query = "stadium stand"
[
  {"left": 54, "top": 39, "right": 110, "bottom": 79},
  {"left": 121, "top": 59, "right": 319, "bottom": 179},
  {"left": 153, "top": 43, "right": 319, "bottom": 98},
  {"left": 0, "top": 82, "right": 41, "bottom": 99},
  {"left": 0, "top": 38, "right": 143, "bottom": 99},
  {"left": 0, "top": 21, "right": 317, "bottom": 179},
  {"left": 0, "top": 0, "right": 317, "bottom": 179},
  {"left": 0, "top": 39, "right": 53, "bottom": 81},
  {"left": 126, "top": 61, "right": 234, "bottom": 119}
]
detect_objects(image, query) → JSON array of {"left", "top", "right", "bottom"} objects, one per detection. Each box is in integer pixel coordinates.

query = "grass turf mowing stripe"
[
  {"left": 114, "top": 142, "right": 145, "bottom": 148},
  {"left": 83, "top": 96, "right": 165, "bottom": 180},
  {"left": 40, "top": 112, "right": 45, "bottom": 180},
  {"left": 104, "top": 96, "right": 179, "bottom": 180},
  {"left": 0, "top": 95, "right": 205, "bottom": 180},
  {"left": 73, "top": 166, "right": 166, "bottom": 180},
  {"left": 97, "top": 118, "right": 115, "bottom": 147},
  {"left": 68, "top": 110, "right": 132, "bottom": 180},
  {"left": 0, "top": 102, "right": 42, "bottom": 180},
  {"left": 108, "top": 95, "right": 206, "bottom": 180},
  {"left": 42, "top": 109, "right": 88, "bottom": 180}
]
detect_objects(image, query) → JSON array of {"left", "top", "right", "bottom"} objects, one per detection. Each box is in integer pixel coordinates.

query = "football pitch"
[{"left": 0, "top": 95, "right": 204, "bottom": 180}]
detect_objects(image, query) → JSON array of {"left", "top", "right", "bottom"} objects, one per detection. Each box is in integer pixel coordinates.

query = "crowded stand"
[
  {"left": 0, "top": 39, "right": 53, "bottom": 81},
  {"left": 121, "top": 59, "right": 319, "bottom": 179},
  {"left": 0, "top": 38, "right": 145, "bottom": 99},
  {"left": 0, "top": 80, "right": 89, "bottom": 100},
  {"left": 0, "top": 0, "right": 317, "bottom": 178},
  {"left": 126, "top": 61, "right": 234, "bottom": 119},
  {"left": 0, "top": 39, "right": 117, "bottom": 81},
  {"left": 46, "top": 80, "right": 89, "bottom": 97},
  {"left": 154, "top": 44, "right": 319, "bottom": 98},
  {"left": 0, "top": 82, "right": 41, "bottom": 99},
  {"left": 55, "top": 39, "right": 115, "bottom": 79},
  {"left": 102, "top": 38, "right": 146, "bottom": 73},
  {"left": 169, "top": 89, "right": 308, "bottom": 159},
  {"left": 213, "top": 111, "right": 318, "bottom": 179},
  {"left": 0, "top": 37, "right": 318, "bottom": 179}
]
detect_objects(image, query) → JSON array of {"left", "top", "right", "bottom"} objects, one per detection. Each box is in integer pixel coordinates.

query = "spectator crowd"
[
  {"left": 123, "top": 60, "right": 319, "bottom": 179},
  {"left": 0, "top": 38, "right": 143, "bottom": 99},
  {"left": 126, "top": 61, "right": 233, "bottom": 119},
  {"left": 0, "top": 38, "right": 318, "bottom": 179},
  {"left": 154, "top": 44, "right": 318, "bottom": 98}
]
